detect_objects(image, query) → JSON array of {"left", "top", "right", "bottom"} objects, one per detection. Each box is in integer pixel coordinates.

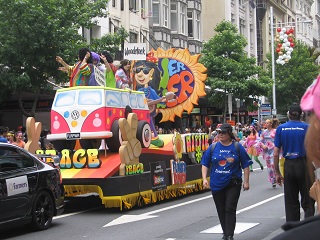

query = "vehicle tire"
[
  {"left": 79, "top": 139, "right": 102, "bottom": 149},
  {"left": 31, "top": 191, "right": 54, "bottom": 231},
  {"left": 105, "top": 120, "right": 122, "bottom": 152},
  {"left": 51, "top": 140, "right": 76, "bottom": 152},
  {"left": 137, "top": 121, "right": 151, "bottom": 148}
]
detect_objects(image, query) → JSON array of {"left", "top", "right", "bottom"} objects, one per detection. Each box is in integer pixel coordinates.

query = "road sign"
[{"left": 260, "top": 104, "right": 272, "bottom": 115}]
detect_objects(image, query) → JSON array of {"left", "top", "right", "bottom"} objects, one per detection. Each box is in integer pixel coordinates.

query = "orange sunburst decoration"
[{"left": 151, "top": 48, "right": 207, "bottom": 122}]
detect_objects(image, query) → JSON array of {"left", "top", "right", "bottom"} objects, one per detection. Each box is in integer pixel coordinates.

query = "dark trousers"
[
  {"left": 212, "top": 179, "right": 242, "bottom": 237},
  {"left": 284, "top": 158, "right": 315, "bottom": 222}
]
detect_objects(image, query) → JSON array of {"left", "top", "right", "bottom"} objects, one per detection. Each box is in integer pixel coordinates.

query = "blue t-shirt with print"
[
  {"left": 274, "top": 120, "right": 308, "bottom": 159},
  {"left": 201, "top": 141, "right": 252, "bottom": 193}
]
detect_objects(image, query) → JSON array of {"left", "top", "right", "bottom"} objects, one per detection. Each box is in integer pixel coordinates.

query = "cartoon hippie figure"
[{"left": 133, "top": 54, "right": 170, "bottom": 147}]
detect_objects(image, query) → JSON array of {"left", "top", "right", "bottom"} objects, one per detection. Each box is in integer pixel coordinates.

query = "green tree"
[
  {"left": 266, "top": 40, "right": 320, "bottom": 114},
  {"left": 200, "top": 20, "right": 271, "bottom": 122},
  {"left": 0, "top": 0, "right": 127, "bottom": 117}
]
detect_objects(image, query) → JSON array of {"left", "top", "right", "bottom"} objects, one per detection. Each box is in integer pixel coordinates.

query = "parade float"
[{"left": 27, "top": 48, "right": 209, "bottom": 210}]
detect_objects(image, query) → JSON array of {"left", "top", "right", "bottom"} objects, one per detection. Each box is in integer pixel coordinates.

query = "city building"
[{"left": 1, "top": 0, "right": 319, "bottom": 130}]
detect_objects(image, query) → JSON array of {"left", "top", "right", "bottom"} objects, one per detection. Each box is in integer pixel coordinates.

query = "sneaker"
[
  {"left": 250, "top": 169, "right": 253, "bottom": 172},
  {"left": 272, "top": 183, "right": 276, "bottom": 188},
  {"left": 151, "top": 138, "right": 164, "bottom": 147},
  {"left": 260, "top": 165, "right": 264, "bottom": 170}
]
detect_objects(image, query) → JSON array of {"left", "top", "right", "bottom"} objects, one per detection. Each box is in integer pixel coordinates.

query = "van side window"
[
  {"left": 78, "top": 90, "right": 102, "bottom": 105},
  {"left": 129, "top": 94, "right": 137, "bottom": 108},
  {"left": 137, "top": 94, "right": 148, "bottom": 109},
  {"left": 106, "top": 91, "right": 121, "bottom": 107},
  {"left": 121, "top": 92, "right": 130, "bottom": 107}
]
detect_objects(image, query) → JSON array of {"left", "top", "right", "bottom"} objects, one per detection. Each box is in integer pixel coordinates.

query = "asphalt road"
[{"left": 0, "top": 161, "right": 288, "bottom": 240}]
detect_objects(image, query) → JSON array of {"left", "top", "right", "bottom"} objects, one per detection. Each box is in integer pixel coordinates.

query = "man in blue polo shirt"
[{"left": 274, "top": 104, "right": 315, "bottom": 222}]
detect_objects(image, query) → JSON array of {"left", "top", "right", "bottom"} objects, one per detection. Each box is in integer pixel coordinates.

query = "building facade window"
[
  {"left": 112, "top": 0, "right": 116, "bottom": 8},
  {"left": 187, "top": 11, "right": 193, "bottom": 37},
  {"left": 239, "top": 18, "right": 245, "bottom": 36},
  {"left": 180, "top": 4, "right": 186, "bottom": 34},
  {"left": 318, "top": 0, "right": 320, "bottom": 15},
  {"left": 129, "top": 0, "right": 137, "bottom": 11},
  {"left": 196, "top": 12, "right": 201, "bottom": 40},
  {"left": 141, "top": 0, "right": 145, "bottom": 10},
  {"left": 171, "top": 2, "right": 178, "bottom": 32},
  {"left": 231, "top": 13, "right": 235, "bottom": 25},
  {"left": 153, "top": 1, "right": 160, "bottom": 24},
  {"left": 163, "top": 0, "right": 169, "bottom": 27},
  {"left": 130, "top": 32, "right": 138, "bottom": 43}
]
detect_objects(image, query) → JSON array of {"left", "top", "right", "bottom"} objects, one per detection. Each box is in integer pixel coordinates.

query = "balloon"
[
  {"left": 277, "top": 27, "right": 281, "bottom": 32},
  {"left": 279, "top": 36, "right": 284, "bottom": 40},
  {"left": 278, "top": 43, "right": 282, "bottom": 47},
  {"left": 276, "top": 48, "right": 281, "bottom": 52},
  {"left": 288, "top": 38, "right": 293, "bottom": 42},
  {"left": 290, "top": 28, "right": 294, "bottom": 33},
  {"left": 279, "top": 52, "right": 284, "bottom": 55},
  {"left": 290, "top": 42, "right": 295, "bottom": 47},
  {"left": 282, "top": 28, "right": 286, "bottom": 32}
]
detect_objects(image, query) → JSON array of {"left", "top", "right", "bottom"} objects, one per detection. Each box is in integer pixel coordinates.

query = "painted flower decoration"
[{"left": 172, "top": 132, "right": 183, "bottom": 160}]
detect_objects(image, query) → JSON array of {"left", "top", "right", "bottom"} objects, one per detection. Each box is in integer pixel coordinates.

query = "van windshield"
[{"left": 54, "top": 91, "right": 76, "bottom": 107}]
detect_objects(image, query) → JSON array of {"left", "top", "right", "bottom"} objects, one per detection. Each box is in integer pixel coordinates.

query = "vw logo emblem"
[{"left": 71, "top": 110, "right": 80, "bottom": 120}]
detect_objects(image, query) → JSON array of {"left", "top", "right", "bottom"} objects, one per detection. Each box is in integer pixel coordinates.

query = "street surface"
[{"left": 0, "top": 161, "right": 289, "bottom": 240}]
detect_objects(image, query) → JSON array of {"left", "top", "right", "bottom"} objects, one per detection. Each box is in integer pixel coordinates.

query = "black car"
[{"left": 0, "top": 143, "right": 64, "bottom": 230}]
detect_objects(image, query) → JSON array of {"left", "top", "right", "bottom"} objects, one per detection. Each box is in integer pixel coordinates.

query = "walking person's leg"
[
  {"left": 213, "top": 189, "right": 227, "bottom": 238},
  {"left": 248, "top": 153, "right": 253, "bottom": 171},
  {"left": 299, "top": 160, "right": 315, "bottom": 218},
  {"left": 284, "top": 160, "right": 301, "bottom": 221},
  {"left": 224, "top": 180, "right": 242, "bottom": 238},
  {"left": 254, "top": 155, "right": 264, "bottom": 170}
]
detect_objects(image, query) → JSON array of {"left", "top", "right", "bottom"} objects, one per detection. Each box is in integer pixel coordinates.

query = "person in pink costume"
[
  {"left": 245, "top": 125, "right": 264, "bottom": 171},
  {"left": 260, "top": 118, "right": 280, "bottom": 188}
]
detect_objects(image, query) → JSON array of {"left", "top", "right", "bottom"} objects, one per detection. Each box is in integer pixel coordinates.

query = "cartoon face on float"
[
  {"left": 134, "top": 65, "right": 155, "bottom": 87},
  {"left": 133, "top": 49, "right": 207, "bottom": 123}
]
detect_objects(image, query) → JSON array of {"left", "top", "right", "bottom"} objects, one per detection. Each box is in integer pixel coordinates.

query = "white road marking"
[
  {"left": 201, "top": 222, "right": 260, "bottom": 234},
  {"left": 236, "top": 193, "right": 284, "bottom": 214},
  {"left": 200, "top": 193, "right": 284, "bottom": 235},
  {"left": 104, "top": 193, "right": 284, "bottom": 227}
]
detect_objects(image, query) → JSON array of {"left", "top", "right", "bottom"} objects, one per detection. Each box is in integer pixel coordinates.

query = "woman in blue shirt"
[{"left": 201, "top": 123, "right": 252, "bottom": 240}]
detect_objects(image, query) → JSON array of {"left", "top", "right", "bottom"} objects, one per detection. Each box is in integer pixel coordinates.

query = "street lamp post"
[
  {"left": 270, "top": 7, "right": 277, "bottom": 117},
  {"left": 269, "top": 6, "right": 312, "bottom": 117}
]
